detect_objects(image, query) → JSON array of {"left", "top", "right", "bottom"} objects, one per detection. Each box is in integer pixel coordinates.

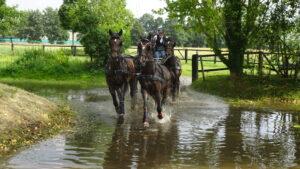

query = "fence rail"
[
  {"left": 0, "top": 42, "right": 84, "bottom": 56},
  {"left": 192, "top": 51, "right": 300, "bottom": 81}
]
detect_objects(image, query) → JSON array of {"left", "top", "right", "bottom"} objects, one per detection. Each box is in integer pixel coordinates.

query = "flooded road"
[{"left": 1, "top": 82, "right": 300, "bottom": 169}]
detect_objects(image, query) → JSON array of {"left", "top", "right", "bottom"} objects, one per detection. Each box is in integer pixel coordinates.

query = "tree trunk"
[
  {"left": 224, "top": 0, "right": 246, "bottom": 79},
  {"left": 228, "top": 48, "right": 244, "bottom": 78}
]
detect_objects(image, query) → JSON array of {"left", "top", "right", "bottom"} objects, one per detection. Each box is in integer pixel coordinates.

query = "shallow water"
[{"left": 1, "top": 84, "right": 300, "bottom": 169}]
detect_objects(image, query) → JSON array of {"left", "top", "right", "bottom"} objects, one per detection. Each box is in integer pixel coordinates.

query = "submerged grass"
[{"left": 192, "top": 75, "right": 300, "bottom": 112}]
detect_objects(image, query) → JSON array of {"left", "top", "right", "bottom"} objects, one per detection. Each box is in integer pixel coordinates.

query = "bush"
[{"left": 1, "top": 49, "right": 90, "bottom": 79}]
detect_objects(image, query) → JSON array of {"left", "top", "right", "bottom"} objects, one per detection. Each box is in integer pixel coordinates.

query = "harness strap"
[{"left": 137, "top": 74, "right": 165, "bottom": 82}]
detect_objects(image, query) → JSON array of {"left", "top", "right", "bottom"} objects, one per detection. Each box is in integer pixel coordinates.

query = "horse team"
[{"left": 105, "top": 29, "right": 182, "bottom": 127}]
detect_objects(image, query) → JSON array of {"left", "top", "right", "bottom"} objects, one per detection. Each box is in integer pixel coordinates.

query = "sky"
[{"left": 6, "top": 0, "right": 166, "bottom": 18}]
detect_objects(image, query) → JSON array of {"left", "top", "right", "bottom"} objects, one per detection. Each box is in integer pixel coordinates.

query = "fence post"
[
  {"left": 192, "top": 54, "right": 199, "bottom": 82},
  {"left": 258, "top": 51, "right": 263, "bottom": 76},
  {"left": 246, "top": 52, "right": 250, "bottom": 66},
  {"left": 42, "top": 45, "right": 45, "bottom": 52},
  {"left": 11, "top": 42, "right": 14, "bottom": 52},
  {"left": 74, "top": 46, "right": 77, "bottom": 56},
  {"left": 185, "top": 49, "right": 188, "bottom": 63},
  {"left": 214, "top": 53, "right": 217, "bottom": 64},
  {"left": 199, "top": 55, "right": 205, "bottom": 81},
  {"left": 71, "top": 45, "right": 76, "bottom": 56},
  {"left": 10, "top": 37, "right": 14, "bottom": 53}
]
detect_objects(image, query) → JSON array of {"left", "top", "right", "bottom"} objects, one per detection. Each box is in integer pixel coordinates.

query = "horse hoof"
[
  {"left": 144, "top": 122, "right": 150, "bottom": 128},
  {"left": 158, "top": 114, "right": 163, "bottom": 119}
]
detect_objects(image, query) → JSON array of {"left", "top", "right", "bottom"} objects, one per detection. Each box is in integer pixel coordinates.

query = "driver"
[{"left": 153, "top": 28, "right": 167, "bottom": 60}]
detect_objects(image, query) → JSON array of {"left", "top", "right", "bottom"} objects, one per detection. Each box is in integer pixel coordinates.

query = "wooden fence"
[
  {"left": 0, "top": 42, "right": 84, "bottom": 56},
  {"left": 192, "top": 51, "right": 300, "bottom": 81}
]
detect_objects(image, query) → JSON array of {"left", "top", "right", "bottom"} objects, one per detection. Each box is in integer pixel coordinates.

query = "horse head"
[
  {"left": 137, "top": 37, "right": 154, "bottom": 67},
  {"left": 109, "top": 29, "right": 123, "bottom": 57},
  {"left": 165, "top": 38, "right": 176, "bottom": 57}
]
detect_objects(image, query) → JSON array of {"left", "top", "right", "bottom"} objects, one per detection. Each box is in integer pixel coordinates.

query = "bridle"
[{"left": 109, "top": 36, "right": 122, "bottom": 57}]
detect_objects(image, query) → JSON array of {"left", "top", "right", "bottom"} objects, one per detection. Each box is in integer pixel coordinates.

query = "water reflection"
[{"left": 2, "top": 87, "right": 300, "bottom": 169}]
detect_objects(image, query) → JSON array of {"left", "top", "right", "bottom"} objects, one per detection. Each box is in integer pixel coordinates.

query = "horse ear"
[
  {"left": 119, "top": 29, "right": 123, "bottom": 36},
  {"left": 109, "top": 29, "right": 113, "bottom": 36}
]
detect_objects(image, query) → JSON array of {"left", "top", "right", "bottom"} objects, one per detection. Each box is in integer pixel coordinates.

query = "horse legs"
[
  {"left": 176, "top": 77, "right": 180, "bottom": 97},
  {"left": 116, "top": 83, "right": 128, "bottom": 116},
  {"left": 155, "top": 92, "right": 163, "bottom": 119},
  {"left": 161, "top": 87, "right": 168, "bottom": 106},
  {"left": 129, "top": 78, "right": 137, "bottom": 110},
  {"left": 171, "top": 81, "right": 176, "bottom": 102},
  {"left": 109, "top": 86, "right": 119, "bottom": 114},
  {"left": 142, "top": 89, "right": 149, "bottom": 127}
]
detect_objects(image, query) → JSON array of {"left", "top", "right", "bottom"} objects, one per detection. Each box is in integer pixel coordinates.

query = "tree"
[
  {"left": 0, "top": 0, "right": 19, "bottom": 37},
  {"left": 58, "top": 0, "right": 81, "bottom": 45},
  {"left": 139, "top": 13, "right": 164, "bottom": 33},
  {"left": 165, "top": 0, "right": 300, "bottom": 78},
  {"left": 59, "top": 0, "right": 134, "bottom": 64},
  {"left": 43, "top": 7, "right": 68, "bottom": 44},
  {"left": 18, "top": 10, "right": 44, "bottom": 42},
  {"left": 131, "top": 19, "right": 145, "bottom": 45}
]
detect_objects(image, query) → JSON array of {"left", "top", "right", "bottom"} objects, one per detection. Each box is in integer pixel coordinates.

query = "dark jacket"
[{"left": 155, "top": 35, "right": 167, "bottom": 51}]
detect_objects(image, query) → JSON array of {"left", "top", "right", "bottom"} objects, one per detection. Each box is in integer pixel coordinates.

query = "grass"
[
  {"left": 0, "top": 48, "right": 106, "bottom": 88},
  {"left": 0, "top": 106, "right": 74, "bottom": 156},
  {"left": 192, "top": 75, "right": 300, "bottom": 112}
]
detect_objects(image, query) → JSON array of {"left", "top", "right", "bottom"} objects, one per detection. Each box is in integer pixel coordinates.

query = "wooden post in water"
[
  {"left": 192, "top": 54, "right": 199, "bottom": 82},
  {"left": 258, "top": 51, "right": 263, "bottom": 76},
  {"left": 185, "top": 49, "right": 188, "bottom": 63}
]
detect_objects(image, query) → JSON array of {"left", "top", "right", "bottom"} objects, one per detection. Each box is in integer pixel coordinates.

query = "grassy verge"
[
  {"left": 0, "top": 106, "right": 74, "bottom": 156},
  {"left": 0, "top": 49, "right": 106, "bottom": 89},
  {"left": 192, "top": 75, "right": 300, "bottom": 112}
]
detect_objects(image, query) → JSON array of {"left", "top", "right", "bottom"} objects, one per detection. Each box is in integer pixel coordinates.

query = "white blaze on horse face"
[{"left": 114, "top": 39, "right": 117, "bottom": 43}]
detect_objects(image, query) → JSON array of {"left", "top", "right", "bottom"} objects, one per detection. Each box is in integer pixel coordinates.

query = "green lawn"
[
  {"left": 192, "top": 75, "right": 300, "bottom": 111},
  {"left": 0, "top": 48, "right": 105, "bottom": 89}
]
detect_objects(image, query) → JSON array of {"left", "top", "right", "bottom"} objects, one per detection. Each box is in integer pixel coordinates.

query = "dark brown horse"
[
  {"left": 162, "top": 38, "right": 182, "bottom": 101},
  {"left": 136, "top": 38, "right": 172, "bottom": 127},
  {"left": 106, "top": 29, "right": 137, "bottom": 118}
]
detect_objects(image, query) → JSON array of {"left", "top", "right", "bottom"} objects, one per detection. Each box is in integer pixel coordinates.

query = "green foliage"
[
  {"left": 0, "top": 0, "right": 19, "bottom": 36},
  {"left": 17, "top": 10, "right": 44, "bottom": 42},
  {"left": 165, "top": 0, "right": 300, "bottom": 77},
  {"left": 192, "top": 75, "right": 300, "bottom": 111},
  {"left": 138, "top": 13, "right": 164, "bottom": 34},
  {"left": 43, "top": 7, "right": 69, "bottom": 44},
  {"left": 134, "top": 13, "right": 207, "bottom": 47},
  {"left": 59, "top": 0, "right": 134, "bottom": 65},
  {"left": 131, "top": 19, "right": 145, "bottom": 45},
  {"left": 1, "top": 49, "right": 89, "bottom": 78}
]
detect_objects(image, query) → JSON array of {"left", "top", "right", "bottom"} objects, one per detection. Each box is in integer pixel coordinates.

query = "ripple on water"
[{"left": 2, "top": 86, "right": 300, "bottom": 169}]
